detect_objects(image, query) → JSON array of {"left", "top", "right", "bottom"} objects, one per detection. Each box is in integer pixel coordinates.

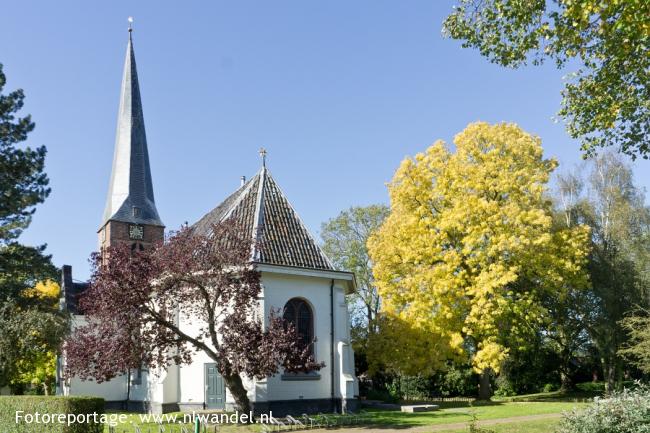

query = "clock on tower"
[{"left": 129, "top": 224, "right": 144, "bottom": 240}]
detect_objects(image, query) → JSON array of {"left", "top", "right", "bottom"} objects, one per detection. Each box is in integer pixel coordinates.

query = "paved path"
[{"left": 310, "top": 413, "right": 563, "bottom": 432}]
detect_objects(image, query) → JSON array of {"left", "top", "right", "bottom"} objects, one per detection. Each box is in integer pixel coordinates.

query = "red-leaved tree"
[{"left": 64, "top": 220, "right": 322, "bottom": 413}]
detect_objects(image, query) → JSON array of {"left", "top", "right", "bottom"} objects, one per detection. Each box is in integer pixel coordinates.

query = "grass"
[
  {"left": 435, "top": 418, "right": 562, "bottom": 433},
  {"left": 104, "top": 412, "right": 191, "bottom": 433},
  {"left": 492, "top": 389, "right": 599, "bottom": 403},
  {"left": 363, "top": 400, "right": 587, "bottom": 427},
  {"left": 491, "top": 380, "right": 641, "bottom": 403},
  {"left": 104, "top": 411, "right": 261, "bottom": 433},
  {"left": 103, "top": 399, "right": 588, "bottom": 432}
]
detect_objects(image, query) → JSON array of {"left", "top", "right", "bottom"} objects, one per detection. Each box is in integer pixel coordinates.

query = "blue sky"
[{"left": 2, "top": 1, "right": 648, "bottom": 280}]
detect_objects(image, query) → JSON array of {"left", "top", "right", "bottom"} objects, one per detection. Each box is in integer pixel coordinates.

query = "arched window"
[{"left": 283, "top": 298, "right": 314, "bottom": 354}]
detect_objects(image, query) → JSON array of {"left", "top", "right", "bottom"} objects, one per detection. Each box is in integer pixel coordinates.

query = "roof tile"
[{"left": 193, "top": 168, "right": 333, "bottom": 270}]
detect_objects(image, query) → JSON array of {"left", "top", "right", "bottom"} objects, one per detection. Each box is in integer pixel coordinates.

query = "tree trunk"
[
  {"left": 560, "top": 370, "right": 574, "bottom": 392},
  {"left": 557, "top": 331, "right": 574, "bottom": 392},
  {"left": 224, "top": 373, "right": 251, "bottom": 417},
  {"left": 601, "top": 357, "right": 617, "bottom": 394},
  {"left": 606, "top": 365, "right": 615, "bottom": 393},
  {"left": 478, "top": 370, "right": 492, "bottom": 401},
  {"left": 366, "top": 305, "right": 373, "bottom": 329}
]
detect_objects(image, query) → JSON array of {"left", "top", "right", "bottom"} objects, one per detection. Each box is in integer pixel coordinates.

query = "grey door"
[{"left": 204, "top": 363, "right": 226, "bottom": 410}]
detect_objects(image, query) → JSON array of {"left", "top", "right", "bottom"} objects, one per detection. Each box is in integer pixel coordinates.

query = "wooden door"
[{"left": 204, "top": 363, "right": 225, "bottom": 409}]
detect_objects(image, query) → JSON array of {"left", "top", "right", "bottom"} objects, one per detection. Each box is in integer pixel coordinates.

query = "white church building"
[{"left": 58, "top": 28, "right": 359, "bottom": 415}]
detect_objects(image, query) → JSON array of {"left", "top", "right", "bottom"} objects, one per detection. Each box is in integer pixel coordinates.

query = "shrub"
[
  {"left": 361, "top": 366, "right": 479, "bottom": 402},
  {"left": 494, "top": 385, "right": 516, "bottom": 397},
  {"left": 386, "top": 375, "right": 431, "bottom": 401},
  {"left": 494, "top": 376, "right": 516, "bottom": 397},
  {"left": 468, "top": 404, "right": 496, "bottom": 433},
  {"left": 435, "top": 365, "right": 479, "bottom": 397},
  {"left": 542, "top": 383, "right": 558, "bottom": 393},
  {"left": 576, "top": 381, "right": 638, "bottom": 393},
  {"left": 0, "top": 396, "right": 104, "bottom": 433},
  {"left": 364, "top": 388, "right": 396, "bottom": 403},
  {"left": 557, "top": 384, "right": 650, "bottom": 433},
  {"left": 496, "top": 346, "right": 561, "bottom": 395},
  {"left": 576, "top": 381, "right": 606, "bottom": 392}
]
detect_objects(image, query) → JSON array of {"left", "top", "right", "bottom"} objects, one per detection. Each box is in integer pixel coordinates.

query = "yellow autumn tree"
[
  {"left": 368, "top": 122, "right": 590, "bottom": 399},
  {"left": 12, "top": 280, "right": 62, "bottom": 394},
  {"left": 23, "top": 279, "right": 61, "bottom": 304}
]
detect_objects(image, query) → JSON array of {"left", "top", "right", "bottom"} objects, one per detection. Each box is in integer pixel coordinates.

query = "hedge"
[{"left": 0, "top": 396, "right": 104, "bottom": 433}]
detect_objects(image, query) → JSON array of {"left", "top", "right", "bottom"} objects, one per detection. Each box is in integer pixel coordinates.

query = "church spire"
[{"left": 101, "top": 23, "right": 163, "bottom": 228}]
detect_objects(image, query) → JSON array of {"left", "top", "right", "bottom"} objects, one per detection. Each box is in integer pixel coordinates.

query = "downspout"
[
  {"left": 126, "top": 369, "right": 131, "bottom": 411},
  {"left": 330, "top": 279, "right": 335, "bottom": 412}
]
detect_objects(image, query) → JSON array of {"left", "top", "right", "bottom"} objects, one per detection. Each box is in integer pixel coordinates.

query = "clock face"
[{"left": 129, "top": 224, "right": 144, "bottom": 240}]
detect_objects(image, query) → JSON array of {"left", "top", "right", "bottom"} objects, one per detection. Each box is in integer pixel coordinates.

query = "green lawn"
[
  {"left": 104, "top": 399, "right": 588, "bottom": 432},
  {"left": 435, "top": 418, "right": 562, "bottom": 433},
  {"left": 492, "top": 389, "right": 599, "bottom": 403},
  {"left": 104, "top": 412, "right": 192, "bottom": 433},
  {"left": 363, "top": 400, "right": 587, "bottom": 428},
  {"left": 104, "top": 411, "right": 259, "bottom": 433}
]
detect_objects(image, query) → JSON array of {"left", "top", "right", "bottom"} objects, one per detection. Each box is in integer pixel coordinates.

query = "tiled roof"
[{"left": 193, "top": 167, "right": 334, "bottom": 270}]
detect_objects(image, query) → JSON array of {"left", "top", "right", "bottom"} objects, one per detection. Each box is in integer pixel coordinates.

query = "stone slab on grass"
[{"left": 401, "top": 404, "right": 440, "bottom": 413}]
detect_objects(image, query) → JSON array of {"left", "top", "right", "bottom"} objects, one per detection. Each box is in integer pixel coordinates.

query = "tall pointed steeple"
[{"left": 101, "top": 26, "right": 163, "bottom": 229}]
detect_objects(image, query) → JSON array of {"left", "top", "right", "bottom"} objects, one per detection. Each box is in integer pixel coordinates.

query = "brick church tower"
[{"left": 99, "top": 27, "right": 164, "bottom": 250}]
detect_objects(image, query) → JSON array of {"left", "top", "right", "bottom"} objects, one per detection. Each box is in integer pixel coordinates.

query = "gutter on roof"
[{"left": 255, "top": 262, "right": 354, "bottom": 278}]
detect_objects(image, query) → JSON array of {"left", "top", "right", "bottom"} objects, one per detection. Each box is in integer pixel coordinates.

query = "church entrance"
[{"left": 204, "top": 363, "right": 226, "bottom": 410}]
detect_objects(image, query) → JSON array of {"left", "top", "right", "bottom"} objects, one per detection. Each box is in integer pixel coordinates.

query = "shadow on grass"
[
  {"left": 359, "top": 410, "right": 471, "bottom": 429},
  {"left": 103, "top": 393, "right": 594, "bottom": 432},
  {"left": 357, "top": 404, "right": 502, "bottom": 430},
  {"left": 494, "top": 389, "right": 600, "bottom": 403},
  {"left": 354, "top": 392, "right": 596, "bottom": 430}
]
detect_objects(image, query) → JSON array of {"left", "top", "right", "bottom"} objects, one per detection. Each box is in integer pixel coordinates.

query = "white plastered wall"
[
  {"left": 61, "top": 315, "right": 178, "bottom": 407},
  {"left": 334, "top": 287, "right": 358, "bottom": 400},
  {"left": 261, "top": 272, "right": 333, "bottom": 401},
  {"left": 60, "top": 267, "right": 358, "bottom": 409},
  {"left": 176, "top": 307, "right": 256, "bottom": 407},
  {"left": 260, "top": 270, "right": 357, "bottom": 403},
  {"left": 62, "top": 315, "right": 144, "bottom": 401},
  {"left": 177, "top": 269, "right": 355, "bottom": 405}
]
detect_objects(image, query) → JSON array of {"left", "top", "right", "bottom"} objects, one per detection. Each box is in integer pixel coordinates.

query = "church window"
[{"left": 283, "top": 298, "right": 314, "bottom": 354}]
